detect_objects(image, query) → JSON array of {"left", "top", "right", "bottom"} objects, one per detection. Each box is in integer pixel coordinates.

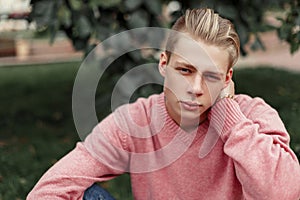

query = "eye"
[
  {"left": 203, "top": 72, "right": 222, "bottom": 82},
  {"left": 177, "top": 67, "right": 193, "bottom": 75}
]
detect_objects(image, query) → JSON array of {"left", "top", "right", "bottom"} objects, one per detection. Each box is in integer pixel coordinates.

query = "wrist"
[
  {"left": 220, "top": 93, "right": 235, "bottom": 100},
  {"left": 215, "top": 93, "right": 235, "bottom": 104},
  {"left": 210, "top": 97, "right": 245, "bottom": 141}
]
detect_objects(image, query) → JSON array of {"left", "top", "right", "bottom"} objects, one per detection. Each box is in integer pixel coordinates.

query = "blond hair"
[{"left": 165, "top": 8, "right": 240, "bottom": 69}]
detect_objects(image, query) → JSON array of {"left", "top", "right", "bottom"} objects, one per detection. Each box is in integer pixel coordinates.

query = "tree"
[{"left": 29, "top": 0, "right": 299, "bottom": 55}]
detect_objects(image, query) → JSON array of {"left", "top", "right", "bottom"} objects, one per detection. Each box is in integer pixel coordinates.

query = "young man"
[{"left": 27, "top": 8, "right": 300, "bottom": 200}]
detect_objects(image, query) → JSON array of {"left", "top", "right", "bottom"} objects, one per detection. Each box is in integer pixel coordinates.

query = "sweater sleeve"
[
  {"left": 26, "top": 142, "right": 124, "bottom": 200},
  {"left": 27, "top": 114, "right": 128, "bottom": 200},
  {"left": 210, "top": 95, "right": 300, "bottom": 200}
]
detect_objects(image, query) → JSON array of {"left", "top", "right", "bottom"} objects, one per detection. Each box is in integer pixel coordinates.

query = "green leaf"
[
  {"left": 69, "top": 0, "right": 82, "bottom": 10},
  {"left": 277, "top": 23, "right": 293, "bottom": 40},
  {"left": 96, "top": 24, "right": 113, "bottom": 41},
  {"left": 144, "top": 0, "right": 162, "bottom": 15},
  {"left": 250, "top": 35, "right": 265, "bottom": 51},
  {"left": 49, "top": 21, "right": 59, "bottom": 44},
  {"left": 217, "top": 5, "right": 237, "bottom": 20},
  {"left": 73, "top": 38, "right": 87, "bottom": 50},
  {"left": 58, "top": 5, "right": 72, "bottom": 27},
  {"left": 295, "top": 15, "right": 300, "bottom": 26},
  {"left": 235, "top": 23, "right": 249, "bottom": 46},
  {"left": 124, "top": 0, "right": 143, "bottom": 11},
  {"left": 106, "top": 31, "right": 131, "bottom": 52},
  {"left": 190, "top": 0, "right": 207, "bottom": 8},
  {"left": 127, "top": 10, "right": 149, "bottom": 28},
  {"left": 75, "top": 15, "right": 92, "bottom": 38},
  {"left": 89, "top": 0, "right": 122, "bottom": 8},
  {"left": 290, "top": 40, "right": 299, "bottom": 54},
  {"left": 31, "top": 1, "right": 55, "bottom": 27}
]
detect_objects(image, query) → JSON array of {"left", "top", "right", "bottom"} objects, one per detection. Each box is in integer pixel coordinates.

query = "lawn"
[{"left": 0, "top": 62, "right": 299, "bottom": 199}]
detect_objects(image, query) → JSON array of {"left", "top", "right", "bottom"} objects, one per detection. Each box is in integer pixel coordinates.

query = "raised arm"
[{"left": 210, "top": 94, "right": 300, "bottom": 199}]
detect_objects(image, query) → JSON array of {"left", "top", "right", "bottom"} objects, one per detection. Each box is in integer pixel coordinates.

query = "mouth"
[{"left": 179, "top": 100, "right": 202, "bottom": 111}]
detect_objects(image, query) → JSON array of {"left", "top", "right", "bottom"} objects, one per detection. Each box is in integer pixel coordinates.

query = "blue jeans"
[{"left": 83, "top": 183, "right": 115, "bottom": 200}]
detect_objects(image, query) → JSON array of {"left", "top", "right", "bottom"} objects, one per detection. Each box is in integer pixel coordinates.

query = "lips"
[{"left": 179, "top": 100, "right": 202, "bottom": 111}]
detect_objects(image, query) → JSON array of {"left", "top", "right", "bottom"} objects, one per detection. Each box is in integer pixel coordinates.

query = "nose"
[{"left": 188, "top": 73, "right": 204, "bottom": 96}]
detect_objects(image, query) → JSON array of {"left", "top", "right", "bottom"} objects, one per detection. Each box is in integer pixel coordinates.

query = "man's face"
[{"left": 159, "top": 35, "right": 232, "bottom": 130}]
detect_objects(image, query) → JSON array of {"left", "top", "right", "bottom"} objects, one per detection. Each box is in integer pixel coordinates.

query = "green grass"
[
  {"left": 0, "top": 63, "right": 299, "bottom": 199},
  {"left": 0, "top": 62, "right": 81, "bottom": 200}
]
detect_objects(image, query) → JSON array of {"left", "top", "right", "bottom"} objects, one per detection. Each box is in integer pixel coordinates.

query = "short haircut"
[{"left": 165, "top": 8, "right": 240, "bottom": 69}]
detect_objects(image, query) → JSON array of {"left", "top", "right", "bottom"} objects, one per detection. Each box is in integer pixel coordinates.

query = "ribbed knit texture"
[{"left": 27, "top": 93, "right": 300, "bottom": 200}]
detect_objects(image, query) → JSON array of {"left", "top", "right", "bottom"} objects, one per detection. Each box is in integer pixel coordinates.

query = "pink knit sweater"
[{"left": 27, "top": 93, "right": 300, "bottom": 199}]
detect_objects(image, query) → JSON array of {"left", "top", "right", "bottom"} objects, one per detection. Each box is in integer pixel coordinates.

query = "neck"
[{"left": 179, "top": 112, "right": 208, "bottom": 132}]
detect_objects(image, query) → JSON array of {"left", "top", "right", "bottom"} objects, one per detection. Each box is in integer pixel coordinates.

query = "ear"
[
  {"left": 222, "top": 68, "right": 233, "bottom": 89},
  {"left": 158, "top": 52, "right": 168, "bottom": 77}
]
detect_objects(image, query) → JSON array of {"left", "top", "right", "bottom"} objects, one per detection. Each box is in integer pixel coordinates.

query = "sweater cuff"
[{"left": 209, "top": 98, "right": 246, "bottom": 142}]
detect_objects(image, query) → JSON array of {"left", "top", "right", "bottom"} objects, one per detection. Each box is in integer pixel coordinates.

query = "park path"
[
  {"left": 237, "top": 31, "right": 300, "bottom": 72},
  {"left": 0, "top": 38, "right": 83, "bottom": 67}
]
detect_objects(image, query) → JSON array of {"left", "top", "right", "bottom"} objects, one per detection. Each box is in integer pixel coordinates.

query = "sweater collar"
[{"left": 154, "top": 93, "right": 209, "bottom": 141}]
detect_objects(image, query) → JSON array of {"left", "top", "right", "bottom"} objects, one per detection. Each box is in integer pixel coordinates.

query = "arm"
[
  {"left": 27, "top": 114, "right": 128, "bottom": 200},
  {"left": 210, "top": 94, "right": 300, "bottom": 200},
  {"left": 27, "top": 142, "right": 122, "bottom": 200}
]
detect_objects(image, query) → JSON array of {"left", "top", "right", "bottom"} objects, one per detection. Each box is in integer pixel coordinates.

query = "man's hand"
[{"left": 218, "top": 80, "right": 235, "bottom": 101}]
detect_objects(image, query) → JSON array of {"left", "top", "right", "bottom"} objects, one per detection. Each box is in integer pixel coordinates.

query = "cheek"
[
  {"left": 205, "top": 82, "right": 223, "bottom": 101},
  {"left": 164, "top": 72, "right": 188, "bottom": 94}
]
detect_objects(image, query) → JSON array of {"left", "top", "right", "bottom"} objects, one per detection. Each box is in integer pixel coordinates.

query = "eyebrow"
[
  {"left": 174, "top": 61, "right": 224, "bottom": 76},
  {"left": 175, "top": 61, "right": 196, "bottom": 70}
]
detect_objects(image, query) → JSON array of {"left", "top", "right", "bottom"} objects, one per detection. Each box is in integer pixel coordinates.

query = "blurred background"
[{"left": 0, "top": 0, "right": 299, "bottom": 199}]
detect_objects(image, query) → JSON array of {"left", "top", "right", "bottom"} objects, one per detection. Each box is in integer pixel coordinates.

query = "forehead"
[{"left": 171, "top": 34, "right": 229, "bottom": 72}]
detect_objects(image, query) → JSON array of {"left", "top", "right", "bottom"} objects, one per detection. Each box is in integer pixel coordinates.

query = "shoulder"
[
  {"left": 235, "top": 94, "right": 272, "bottom": 109},
  {"left": 109, "top": 93, "right": 164, "bottom": 130},
  {"left": 234, "top": 94, "right": 279, "bottom": 118},
  {"left": 128, "top": 93, "right": 163, "bottom": 110},
  {"left": 96, "top": 93, "right": 164, "bottom": 130},
  {"left": 116, "top": 93, "right": 163, "bottom": 116}
]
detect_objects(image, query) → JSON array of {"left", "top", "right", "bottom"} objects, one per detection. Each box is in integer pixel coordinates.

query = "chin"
[{"left": 180, "top": 114, "right": 202, "bottom": 124}]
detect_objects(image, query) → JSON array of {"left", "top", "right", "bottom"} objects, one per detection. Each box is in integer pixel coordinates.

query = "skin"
[{"left": 159, "top": 34, "right": 233, "bottom": 131}]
